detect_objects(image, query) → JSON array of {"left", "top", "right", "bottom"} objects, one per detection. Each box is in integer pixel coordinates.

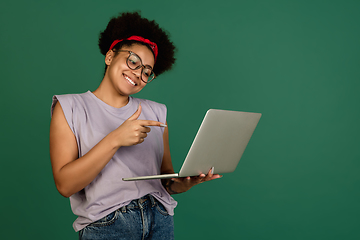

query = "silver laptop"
[{"left": 122, "top": 109, "right": 261, "bottom": 181}]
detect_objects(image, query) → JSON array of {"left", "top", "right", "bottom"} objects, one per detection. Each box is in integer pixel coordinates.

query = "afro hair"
[{"left": 98, "top": 11, "right": 176, "bottom": 76}]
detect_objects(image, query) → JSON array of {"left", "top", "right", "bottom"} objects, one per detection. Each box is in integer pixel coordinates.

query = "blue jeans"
[{"left": 78, "top": 195, "right": 174, "bottom": 240}]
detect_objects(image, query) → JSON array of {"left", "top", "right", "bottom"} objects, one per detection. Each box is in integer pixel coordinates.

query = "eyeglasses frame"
[{"left": 112, "top": 49, "right": 156, "bottom": 83}]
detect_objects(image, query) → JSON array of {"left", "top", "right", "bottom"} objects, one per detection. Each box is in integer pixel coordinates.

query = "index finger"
[{"left": 137, "top": 120, "right": 167, "bottom": 127}]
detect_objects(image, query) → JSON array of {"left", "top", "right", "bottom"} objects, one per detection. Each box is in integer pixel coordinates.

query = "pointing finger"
[{"left": 138, "top": 120, "right": 167, "bottom": 127}]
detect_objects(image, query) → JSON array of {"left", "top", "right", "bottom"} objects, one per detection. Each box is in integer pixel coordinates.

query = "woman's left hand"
[{"left": 166, "top": 168, "right": 222, "bottom": 194}]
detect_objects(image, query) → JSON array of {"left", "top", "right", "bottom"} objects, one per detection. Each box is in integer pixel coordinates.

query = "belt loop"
[
  {"left": 121, "top": 206, "right": 126, "bottom": 213},
  {"left": 149, "top": 194, "right": 156, "bottom": 207}
]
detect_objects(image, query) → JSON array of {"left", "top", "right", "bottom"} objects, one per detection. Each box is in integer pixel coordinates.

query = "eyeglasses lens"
[{"left": 127, "top": 54, "right": 140, "bottom": 69}]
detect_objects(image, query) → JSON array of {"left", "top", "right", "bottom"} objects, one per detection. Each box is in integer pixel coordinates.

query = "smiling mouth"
[{"left": 123, "top": 74, "right": 137, "bottom": 86}]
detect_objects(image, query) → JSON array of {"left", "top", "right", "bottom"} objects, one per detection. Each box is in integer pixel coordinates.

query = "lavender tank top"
[{"left": 51, "top": 91, "right": 177, "bottom": 232}]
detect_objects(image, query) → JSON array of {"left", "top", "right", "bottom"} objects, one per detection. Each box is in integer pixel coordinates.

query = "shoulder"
[
  {"left": 51, "top": 92, "right": 89, "bottom": 116},
  {"left": 51, "top": 91, "right": 91, "bottom": 134}
]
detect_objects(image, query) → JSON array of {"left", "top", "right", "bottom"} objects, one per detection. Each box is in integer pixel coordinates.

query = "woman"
[{"left": 50, "top": 11, "right": 221, "bottom": 240}]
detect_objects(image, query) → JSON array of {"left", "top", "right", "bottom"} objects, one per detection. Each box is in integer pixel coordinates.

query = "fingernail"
[{"left": 160, "top": 124, "right": 167, "bottom": 127}]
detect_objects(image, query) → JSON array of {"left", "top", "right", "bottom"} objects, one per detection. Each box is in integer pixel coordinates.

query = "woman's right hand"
[
  {"left": 50, "top": 102, "right": 165, "bottom": 198},
  {"left": 111, "top": 103, "right": 166, "bottom": 147}
]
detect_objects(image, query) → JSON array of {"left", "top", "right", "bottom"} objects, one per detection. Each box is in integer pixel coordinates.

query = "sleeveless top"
[{"left": 51, "top": 91, "right": 177, "bottom": 231}]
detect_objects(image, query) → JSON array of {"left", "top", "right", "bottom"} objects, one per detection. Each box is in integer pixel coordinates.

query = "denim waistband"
[{"left": 120, "top": 194, "right": 156, "bottom": 213}]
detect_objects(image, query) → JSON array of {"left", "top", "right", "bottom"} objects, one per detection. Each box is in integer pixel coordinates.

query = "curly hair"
[{"left": 98, "top": 11, "right": 176, "bottom": 76}]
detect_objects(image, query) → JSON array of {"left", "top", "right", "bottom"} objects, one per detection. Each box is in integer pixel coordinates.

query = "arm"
[
  {"left": 160, "top": 122, "right": 222, "bottom": 195},
  {"left": 50, "top": 102, "right": 163, "bottom": 198}
]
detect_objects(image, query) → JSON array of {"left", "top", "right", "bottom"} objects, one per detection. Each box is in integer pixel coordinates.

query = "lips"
[{"left": 123, "top": 74, "right": 137, "bottom": 86}]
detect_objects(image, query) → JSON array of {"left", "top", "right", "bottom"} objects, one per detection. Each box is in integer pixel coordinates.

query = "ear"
[{"left": 105, "top": 50, "right": 114, "bottom": 66}]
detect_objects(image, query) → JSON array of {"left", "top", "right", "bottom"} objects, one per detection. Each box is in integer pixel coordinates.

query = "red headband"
[{"left": 109, "top": 36, "right": 158, "bottom": 62}]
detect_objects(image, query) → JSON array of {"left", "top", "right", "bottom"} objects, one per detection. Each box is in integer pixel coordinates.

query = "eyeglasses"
[{"left": 114, "top": 50, "right": 156, "bottom": 83}]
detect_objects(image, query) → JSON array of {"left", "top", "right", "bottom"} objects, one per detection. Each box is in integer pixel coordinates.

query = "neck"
[{"left": 92, "top": 77, "right": 129, "bottom": 108}]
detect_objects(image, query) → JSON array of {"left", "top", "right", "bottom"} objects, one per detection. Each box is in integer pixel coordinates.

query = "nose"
[{"left": 132, "top": 68, "right": 141, "bottom": 78}]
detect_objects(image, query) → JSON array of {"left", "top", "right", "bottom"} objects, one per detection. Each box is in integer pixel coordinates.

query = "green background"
[{"left": 1, "top": 0, "right": 359, "bottom": 239}]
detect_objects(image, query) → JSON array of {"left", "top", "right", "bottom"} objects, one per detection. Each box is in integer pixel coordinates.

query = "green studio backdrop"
[{"left": 1, "top": 0, "right": 359, "bottom": 239}]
